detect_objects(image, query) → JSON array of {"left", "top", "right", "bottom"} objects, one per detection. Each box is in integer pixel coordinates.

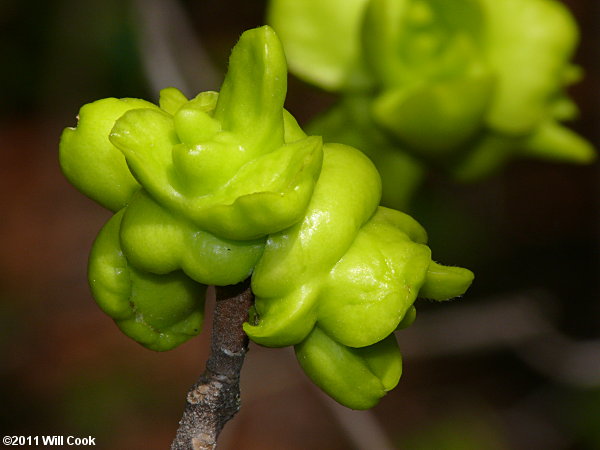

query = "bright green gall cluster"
[
  {"left": 60, "top": 26, "right": 472, "bottom": 409},
  {"left": 60, "top": 26, "right": 320, "bottom": 350},
  {"left": 268, "top": 0, "right": 595, "bottom": 200}
]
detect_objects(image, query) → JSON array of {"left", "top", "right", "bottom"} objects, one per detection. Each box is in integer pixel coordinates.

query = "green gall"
[
  {"left": 269, "top": 0, "right": 596, "bottom": 194},
  {"left": 60, "top": 25, "right": 473, "bottom": 409}
]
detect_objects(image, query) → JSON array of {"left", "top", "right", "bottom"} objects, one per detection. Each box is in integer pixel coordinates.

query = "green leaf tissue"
[
  {"left": 59, "top": 26, "right": 473, "bottom": 409},
  {"left": 268, "top": 0, "right": 596, "bottom": 207}
]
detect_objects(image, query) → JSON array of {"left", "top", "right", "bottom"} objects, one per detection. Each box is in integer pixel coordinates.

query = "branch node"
[{"left": 221, "top": 347, "right": 245, "bottom": 357}]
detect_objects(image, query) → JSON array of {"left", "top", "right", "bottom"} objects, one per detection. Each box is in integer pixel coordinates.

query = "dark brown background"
[{"left": 1, "top": 1, "right": 598, "bottom": 448}]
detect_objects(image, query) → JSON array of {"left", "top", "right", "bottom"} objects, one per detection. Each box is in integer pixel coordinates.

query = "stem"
[{"left": 171, "top": 280, "right": 254, "bottom": 450}]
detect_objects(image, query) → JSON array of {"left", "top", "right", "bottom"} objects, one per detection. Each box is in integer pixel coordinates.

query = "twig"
[
  {"left": 171, "top": 280, "right": 254, "bottom": 450},
  {"left": 310, "top": 385, "right": 396, "bottom": 450},
  {"left": 133, "top": 0, "right": 221, "bottom": 96},
  {"left": 400, "top": 290, "right": 600, "bottom": 387}
]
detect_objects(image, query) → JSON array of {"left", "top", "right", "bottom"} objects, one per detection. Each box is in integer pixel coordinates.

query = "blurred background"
[{"left": 0, "top": 0, "right": 598, "bottom": 448}]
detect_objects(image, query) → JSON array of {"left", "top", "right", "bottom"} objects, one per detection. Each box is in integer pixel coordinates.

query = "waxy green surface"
[
  {"left": 269, "top": 0, "right": 595, "bottom": 205},
  {"left": 60, "top": 26, "right": 473, "bottom": 409}
]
